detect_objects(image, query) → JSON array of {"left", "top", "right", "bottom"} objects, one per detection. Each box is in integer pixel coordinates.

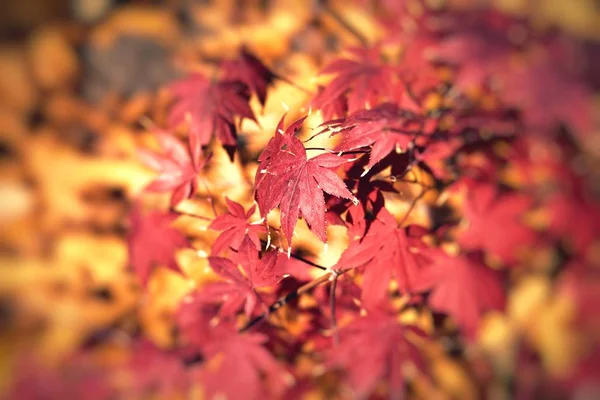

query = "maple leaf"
[
  {"left": 501, "top": 54, "right": 592, "bottom": 136},
  {"left": 222, "top": 48, "right": 275, "bottom": 106},
  {"left": 208, "top": 198, "right": 266, "bottom": 256},
  {"left": 138, "top": 128, "right": 206, "bottom": 207},
  {"left": 255, "top": 115, "right": 356, "bottom": 245},
  {"left": 205, "top": 236, "right": 284, "bottom": 317},
  {"left": 329, "top": 314, "right": 426, "bottom": 398},
  {"left": 433, "top": 28, "right": 515, "bottom": 90},
  {"left": 194, "top": 332, "right": 288, "bottom": 400},
  {"left": 127, "top": 205, "right": 188, "bottom": 286},
  {"left": 546, "top": 173, "right": 600, "bottom": 254},
  {"left": 324, "top": 103, "right": 424, "bottom": 170},
  {"left": 334, "top": 208, "right": 433, "bottom": 306},
  {"left": 422, "top": 251, "right": 506, "bottom": 338},
  {"left": 125, "top": 340, "right": 191, "bottom": 398},
  {"left": 167, "top": 73, "right": 256, "bottom": 157},
  {"left": 312, "top": 47, "right": 394, "bottom": 116},
  {"left": 458, "top": 183, "right": 536, "bottom": 263},
  {"left": 9, "top": 356, "right": 112, "bottom": 400},
  {"left": 177, "top": 294, "right": 222, "bottom": 350}
]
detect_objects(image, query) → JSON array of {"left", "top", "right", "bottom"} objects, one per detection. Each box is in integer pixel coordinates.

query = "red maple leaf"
[
  {"left": 499, "top": 41, "right": 593, "bottom": 136},
  {"left": 127, "top": 205, "right": 189, "bottom": 286},
  {"left": 329, "top": 314, "right": 426, "bottom": 398},
  {"left": 205, "top": 236, "right": 284, "bottom": 317},
  {"left": 334, "top": 208, "right": 433, "bottom": 306},
  {"left": 222, "top": 48, "right": 275, "bottom": 106},
  {"left": 312, "top": 47, "right": 394, "bottom": 117},
  {"left": 545, "top": 171, "right": 600, "bottom": 254},
  {"left": 458, "top": 183, "right": 536, "bottom": 264},
  {"left": 125, "top": 340, "right": 191, "bottom": 398},
  {"left": 167, "top": 73, "right": 256, "bottom": 156},
  {"left": 194, "top": 332, "right": 288, "bottom": 400},
  {"left": 422, "top": 251, "right": 506, "bottom": 339},
  {"left": 208, "top": 198, "right": 266, "bottom": 256},
  {"left": 255, "top": 115, "right": 356, "bottom": 245},
  {"left": 324, "top": 103, "right": 424, "bottom": 170},
  {"left": 138, "top": 128, "right": 206, "bottom": 207}
]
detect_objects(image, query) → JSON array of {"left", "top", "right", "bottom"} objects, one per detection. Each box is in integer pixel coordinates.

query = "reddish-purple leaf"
[
  {"left": 312, "top": 47, "right": 394, "bottom": 117},
  {"left": 329, "top": 314, "right": 426, "bottom": 398},
  {"left": 459, "top": 183, "right": 536, "bottom": 264},
  {"left": 194, "top": 332, "right": 288, "bottom": 400},
  {"left": 324, "top": 103, "right": 423, "bottom": 170},
  {"left": 168, "top": 73, "right": 256, "bottom": 156},
  {"left": 334, "top": 208, "right": 433, "bottom": 306},
  {"left": 422, "top": 251, "right": 506, "bottom": 339},
  {"left": 125, "top": 340, "right": 191, "bottom": 398},
  {"left": 127, "top": 205, "right": 188, "bottom": 286},
  {"left": 138, "top": 128, "right": 206, "bottom": 207},
  {"left": 206, "top": 236, "right": 284, "bottom": 317},
  {"left": 222, "top": 48, "right": 275, "bottom": 106}
]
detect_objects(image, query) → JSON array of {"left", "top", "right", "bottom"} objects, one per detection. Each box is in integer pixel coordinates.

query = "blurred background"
[{"left": 0, "top": 0, "right": 599, "bottom": 399}]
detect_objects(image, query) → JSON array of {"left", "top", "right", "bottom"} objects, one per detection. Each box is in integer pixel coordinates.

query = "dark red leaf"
[
  {"left": 208, "top": 198, "right": 266, "bottom": 256},
  {"left": 222, "top": 48, "right": 275, "bottom": 106},
  {"left": 168, "top": 73, "right": 256, "bottom": 156},
  {"left": 312, "top": 47, "right": 394, "bottom": 117},
  {"left": 324, "top": 103, "right": 423, "bottom": 170},
  {"left": 255, "top": 115, "right": 356, "bottom": 245}
]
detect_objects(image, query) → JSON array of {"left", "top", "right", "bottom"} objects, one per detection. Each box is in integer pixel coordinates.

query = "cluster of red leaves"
[{"left": 118, "top": 4, "right": 599, "bottom": 400}]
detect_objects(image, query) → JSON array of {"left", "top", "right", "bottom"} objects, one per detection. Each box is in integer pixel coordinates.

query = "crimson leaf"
[{"left": 255, "top": 115, "right": 356, "bottom": 245}]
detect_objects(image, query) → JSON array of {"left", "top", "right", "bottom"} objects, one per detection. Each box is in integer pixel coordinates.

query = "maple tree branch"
[
  {"left": 240, "top": 272, "right": 333, "bottom": 332},
  {"left": 200, "top": 181, "right": 218, "bottom": 218},
  {"left": 270, "top": 71, "right": 313, "bottom": 95},
  {"left": 385, "top": 127, "right": 427, "bottom": 136},
  {"left": 260, "top": 239, "right": 327, "bottom": 271},
  {"left": 320, "top": 2, "right": 369, "bottom": 46},
  {"left": 398, "top": 187, "right": 429, "bottom": 226},
  {"left": 330, "top": 270, "right": 340, "bottom": 346},
  {"left": 170, "top": 209, "right": 212, "bottom": 220},
  {"left": 303, "top": 147, "right": 369, "bottom": 156}
]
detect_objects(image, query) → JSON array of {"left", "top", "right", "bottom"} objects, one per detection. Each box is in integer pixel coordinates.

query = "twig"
[
  {"left": 271, "top": 71, "right": 313, "bottom": 95},
  {"left": 330, "top": 270, "right": 340, "bottom": 346},
  {"left": 240, "top": 272, "right": 334, "bottom": 332},
  {"left": 260, "top": 239, "right": 327, "bottom": 271},
  {"left": 200, "top": 180, "right": 218, "bottom": 218},
  {"left": 320, "top": 2, "right": 369, "bottom": 46},
  {"left": 171, "top": 209, "right": 212, "bottom": 220},
  {"left": 399, "top": 187, "right": 429, "bottom": 226}
]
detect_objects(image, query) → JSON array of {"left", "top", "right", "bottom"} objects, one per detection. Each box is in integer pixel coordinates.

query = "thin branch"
[
  {"left": 399, "top": 187, "right": 429, "bottom": 227},
  {"left": 271, "top": 71, "right": 313, "bottom": 95},
  {"left": 240, "top": 272, "right": 333, "bottom": 332},
  {"left": 200, "top": 180, "right": 218, "bottom": 218},
  {"left": 171, "top": 209, "right": 212, "bottom": 220},
  {"left": 321, "top": 2, "right": 369, "bottom": 46},
  {"left": 330, "top": 271, "right": 340, "bottom": 346},
  {"left": 260, "top": 239, "right": 327, "bottom": 271}
]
